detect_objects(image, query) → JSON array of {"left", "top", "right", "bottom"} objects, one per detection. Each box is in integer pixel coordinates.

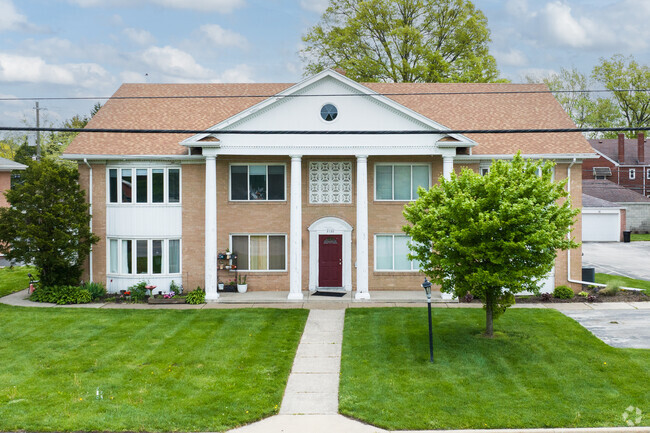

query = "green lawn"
[
  {"left": 596, "top": 273, "right": 650, "bottom": 296},
  {"left": 340, "top": 308, "right": 650, "bottom": 430},
  {"left": 0, "top": 265, "right": 35, "bottom": 297},
  {"left": 0, "top": 305, "right": 307, "bottom": 432},
  {"left": 631, "top": 233, "right": 650, "bottom": 241}
]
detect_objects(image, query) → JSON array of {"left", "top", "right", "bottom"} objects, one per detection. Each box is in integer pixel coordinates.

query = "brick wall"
[
  {"left": 554, "top": 163, "right": 583, "bottom": 292},
  {"left": 78, "top": 163, "right": 107, "bottom": 285},
  {"left": 0, "top": 171, "right": 10, "bottom": 208},
  {"left": 182, "top": 163, "right": 206, "bottom": 290}
]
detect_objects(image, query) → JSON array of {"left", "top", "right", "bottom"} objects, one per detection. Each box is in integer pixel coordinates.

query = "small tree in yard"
[
  {"left": 0, "top": 158, "right": 98, "bottom": 287},
  {"left": 403, "top": 154, "right": 579, "bottom": 337}
]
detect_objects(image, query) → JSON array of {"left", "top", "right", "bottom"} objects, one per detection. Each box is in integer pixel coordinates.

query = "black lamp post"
[{"left": 422, "top": 277, "right": 434, "bottom": 363}]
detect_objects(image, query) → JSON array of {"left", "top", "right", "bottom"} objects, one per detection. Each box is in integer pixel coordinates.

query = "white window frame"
[
  {"left": 374, "top": 234, "right": 420, "bottom": 272},
  {"left": 630, "top": 168, "right": 636, "bottom": 180},
  {"left": 107, "top": 237, "right": 182, "bottom": 276},
  {"left": 107, "top": 165, "right": 182, "bottom": 205},
  {"left": 229, "top": 233, "right": 288, "bottom": 272},
  {"left": 374, "top": 163, "right": 431, "bottom": 201},
  {"left": 228, "top": 163, "right": 287, "bottom": 202}
]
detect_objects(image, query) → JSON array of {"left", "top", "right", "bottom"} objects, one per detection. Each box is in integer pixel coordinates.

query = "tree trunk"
[{"left": 485, "top": 291, "right": 494, "bottom": 337}]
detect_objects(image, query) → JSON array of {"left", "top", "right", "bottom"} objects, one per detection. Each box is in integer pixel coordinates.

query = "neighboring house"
[
  {"left": 0, "top": 157, "right": 27, "bottom": 259},
  {"left": 582, "top": 193, "right": 626, "bottom": 242},
  {"left": 584, "top": 133, "right": 650, "bottom": 197},
  {"left": 63, "top": 70, "right": 594, "bottom": 300},
  {"left": 583, "top": 179, "right": 650, "bottom": 233},
  {"left": 0, "top": 157, "right": 26, "bottom": 209}
]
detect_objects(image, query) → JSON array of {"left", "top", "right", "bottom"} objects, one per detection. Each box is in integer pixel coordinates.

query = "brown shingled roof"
[
  {"left": 66, "top": 80, "right": 593, "bottom": 156},
  {"left": 583, "top": 179, "right": 650, "bottom": 203},
  {"left": 589, "top": 136, "right": 648, "bottom": 165}
]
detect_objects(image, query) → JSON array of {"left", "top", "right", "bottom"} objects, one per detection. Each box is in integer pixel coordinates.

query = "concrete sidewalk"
[{"left": 3, "top": 288, "right": 650, "bottom": 310}]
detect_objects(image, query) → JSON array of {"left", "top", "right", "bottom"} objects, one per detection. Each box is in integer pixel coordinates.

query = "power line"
[
  {"left": 1, "top": 88, "right": 650, "bottom": 102},
  {"left": 2, "top": 126, "right": 650, "bottom": 135}
]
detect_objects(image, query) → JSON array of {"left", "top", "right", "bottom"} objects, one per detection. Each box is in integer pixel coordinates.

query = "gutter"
[
  {"left": 565, "top": 157, "right": 598, "bottom": 287},
  {"left": 83, "top": 159, "right": 93, "bottom": 283}
]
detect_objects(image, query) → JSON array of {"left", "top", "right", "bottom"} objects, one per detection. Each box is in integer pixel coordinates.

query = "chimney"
[
  {"left": 638, "top": 132, "right": 645, "bottom": 163},
  {"left": 618, "top": 133, "right": 625, "bottom": 163}
]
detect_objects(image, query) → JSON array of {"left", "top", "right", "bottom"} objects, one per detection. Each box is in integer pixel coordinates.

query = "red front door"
[{"left": 318, "top": 234, "right": 342, "bottom": 287}]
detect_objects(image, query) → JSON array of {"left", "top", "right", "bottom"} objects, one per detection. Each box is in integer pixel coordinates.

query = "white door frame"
[{"left": 308, "top": 216, "right": 353, "bottom": 291}]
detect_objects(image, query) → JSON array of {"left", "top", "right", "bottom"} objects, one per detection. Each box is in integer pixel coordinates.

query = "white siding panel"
[
  {"left": 107, "top": 205, "right": 182, "bottom": 238},
  {"left": 106, "top": 275, "right": 182, "bottom": 294}
]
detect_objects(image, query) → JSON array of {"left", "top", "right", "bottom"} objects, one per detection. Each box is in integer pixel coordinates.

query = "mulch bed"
[{"left": 460, "top": 287, "right": 649, "bottom": 304}]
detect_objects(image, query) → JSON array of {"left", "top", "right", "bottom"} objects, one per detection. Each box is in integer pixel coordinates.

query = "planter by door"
[
  {"left": 237, "top": 284, "right": 248, "bottom": 293},
  {"left": 318, "top": 234, "right": 342, "bottom": 287}
]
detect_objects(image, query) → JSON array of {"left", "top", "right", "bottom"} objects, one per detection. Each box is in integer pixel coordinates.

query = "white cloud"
[
  {"left": 0, "top": 53, "right": 113, "bottom": 88},
  {"left": 140, "top": 45, "right": 213, "bottom": 81},
  {"left": 68, "top": 0, "right": 245, "bottom": 13},
  {"left": 517, "top": 67, "right": 559, "bottom": 82},
  {"left": 493, "top": 48, "right": 528, "bottom": 67},
  {"left": 213, "top": 64, "right": 255, "bottom": 83},
  {"left": 514, "top": 1, "right": 650, "bottom": 51},
  {"left": 123, "top": 28, "right": 156, "bottom": 45},
  {"left": 199, "top": 24, "right": 248, "bottom": 49},
  {"left": 299, "top": 0, "right": 329, "bottom": 14},
  {"left": 0, "top": 0, "right": 41, "bottom": 32},
  {"left": 153, "top": 0, "right": 244, "bottom": 12},
  {"left": 120, "top": 71, "right": 148, "bottom": 83}
]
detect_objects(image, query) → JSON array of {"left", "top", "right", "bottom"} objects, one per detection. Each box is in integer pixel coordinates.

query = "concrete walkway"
[
  {"left": 280, "top": 309, "right": 343, "bottom": 415},
  {"left": 3, "top": 288, "right": 650, "bottom": 310}
]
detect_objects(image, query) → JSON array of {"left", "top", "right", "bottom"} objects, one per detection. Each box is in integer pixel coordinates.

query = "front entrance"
[
  {"left": 318, "top": 235, "right": 342, "bottom": 287},
  {"left": 308, "top": 217, "right": 352, "bottom": 292}
]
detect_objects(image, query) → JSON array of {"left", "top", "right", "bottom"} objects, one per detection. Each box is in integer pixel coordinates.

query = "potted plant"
[
  {"left": 224, "top": 280, "right": 237, "bottom": 291},
  {"left": 237, "top": 274, "right": 248, "bottom": 293},
  {"left": 225, "top": 248, "right": 231, "bottom": 260},
  {"left": 218, "top": 280, "right": 224, "bottom": 291}
]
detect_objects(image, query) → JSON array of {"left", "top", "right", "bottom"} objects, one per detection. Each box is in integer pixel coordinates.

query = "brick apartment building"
[
  {"left": 584, "top": 133, "right": 650, "bottom": 197},
  {"left": 64, "top": 69, "right": 593, "bottom": 300}
]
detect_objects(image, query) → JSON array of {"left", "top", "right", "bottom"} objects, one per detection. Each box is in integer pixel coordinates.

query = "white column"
[
  {"left": 443, "top": 156, "right": 454, "bottom": 180},
  {"left": 355, "top": 155, "right": 370, "bottom": 299},
  {"left": 204, "top": 152, "right": 218, "bottom": 301},
  {"left": 288, "top": 155, "right": 304, "bottom": 300}
]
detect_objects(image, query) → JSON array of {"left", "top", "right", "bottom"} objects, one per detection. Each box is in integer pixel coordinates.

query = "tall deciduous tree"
[
  {"left": 0, "top": 158, "right": 98, "bottom": 287},
  {"left": 301, "top": 0, "right": 502, "bottom": 83},
  {"left": 593, "top": 54, "right": 650, "bottom": 138},
  {"left": 403, "top": 155, "right": 579, "bottom": 337},
  {"left": 529, "top": 67, "right": 620, "bottom": 138}
]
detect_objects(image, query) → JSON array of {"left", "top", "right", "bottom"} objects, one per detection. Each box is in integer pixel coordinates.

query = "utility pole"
[{"left": 34, "top": 101, "right": 42, "bottom": 161}]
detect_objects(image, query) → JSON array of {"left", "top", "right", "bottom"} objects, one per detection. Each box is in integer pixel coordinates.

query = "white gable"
[{"left": 182, "top": 70, "right": 475, "bottom": 156}]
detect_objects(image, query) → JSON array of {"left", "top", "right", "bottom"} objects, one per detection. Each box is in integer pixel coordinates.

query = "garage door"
[{"left": 583, "top": 210, "right": 620, "bottom": 242}]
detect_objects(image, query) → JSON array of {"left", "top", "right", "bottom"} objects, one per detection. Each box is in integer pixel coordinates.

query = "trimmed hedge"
[
  {"left": 553, "top": 285, "right": 574, "bottom": 299},
  {"left": 30, "top": 285, "right": 92, "bottom": 305}
]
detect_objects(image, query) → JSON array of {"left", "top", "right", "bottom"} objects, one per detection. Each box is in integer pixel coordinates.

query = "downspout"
[
  {"left": 83, "top": 159, "right": 93, "bottom": 283},
  {"left": 565, "top": 158, "right": 606, "bottom": 287}
]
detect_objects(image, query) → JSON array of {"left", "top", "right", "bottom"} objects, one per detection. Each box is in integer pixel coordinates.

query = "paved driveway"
[
  {"left": 582, "top": 241, "right": 650, "bottom": 280},
  {"left": 563, "top": 309, "right": 650, "bottom": 349}
]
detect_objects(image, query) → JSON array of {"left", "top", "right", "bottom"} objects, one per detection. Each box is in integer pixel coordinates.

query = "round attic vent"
[{"left": 320, "top": 103, "right": 338, "bottom": 122}]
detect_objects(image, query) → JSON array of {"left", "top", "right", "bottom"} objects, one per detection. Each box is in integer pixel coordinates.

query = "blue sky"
[{"left": 1, "top": 0, "right": 649, "bottom": 128}]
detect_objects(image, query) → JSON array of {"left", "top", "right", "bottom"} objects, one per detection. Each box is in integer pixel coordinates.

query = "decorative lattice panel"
[{"left": 309, "top": 161, "right": 352, "bottom": 204}]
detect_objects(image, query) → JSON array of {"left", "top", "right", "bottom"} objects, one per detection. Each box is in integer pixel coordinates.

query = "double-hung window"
[
  {"left": 231, "top": 234, "right": 286, "bottom": 271},
  {"left": 375, "top": 164, "right": 430, "bottom": 200},
  {"left": 108, "top": 167, "right": 181, "bottom": 204},
  {"left": 630, "top": 168, "right": 636, "bottom": 180},
  {"left": 375, "top": 234, "right": 420, "bottom": 271},
  {"left": 230, "top": 164, "right": 285, "bottom": 201},
  {"left": 109, "top": 238, "right": 181, "bottom": 275}
]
